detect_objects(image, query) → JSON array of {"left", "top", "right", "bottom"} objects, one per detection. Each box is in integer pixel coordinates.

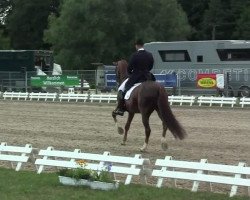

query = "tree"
[
  {"left": 0, "top": 29, "right": 10, "bottom": 49},
  {"left": 151, "top": 0, "right": 191, "bottom": 41},
  {"left": 177, "top": 0, "right": 209, "bottom": 40},
  {"left": 201, "top": 0, "right": 250, "bottom": 40},
  {"left": 233, "top": 5, "right": 250, "bottom": 39},
  {"left": 45, "top": 0, "right": 129, "bottom": 70},
  {"left": 45, "top": 0, "right": 191, "bottom": 70},
  {"left": 125, "top": 0, "right": 190, "bottom": 42},
  {"left": 6, "top": 0, "right": 60, "bottom": 49},
  {"left": 201, "top": 0, "right": 230, "bottom": 40},
  {"left": 0, "top": 0, "right": 12, "bottom": 24}
]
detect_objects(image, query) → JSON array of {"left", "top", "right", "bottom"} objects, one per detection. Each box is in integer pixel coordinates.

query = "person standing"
[{"left": 113, "top": 39, "right": 155, "bottom": 116}]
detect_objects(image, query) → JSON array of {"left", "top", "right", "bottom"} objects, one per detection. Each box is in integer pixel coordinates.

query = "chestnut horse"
[{"left": 112, "top": 60, "right": 186, "bottom": 151}]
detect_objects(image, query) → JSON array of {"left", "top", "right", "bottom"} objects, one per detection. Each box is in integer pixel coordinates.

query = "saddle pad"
[{"left": 125, "top": 83, "right": 141, "bottom": 100}]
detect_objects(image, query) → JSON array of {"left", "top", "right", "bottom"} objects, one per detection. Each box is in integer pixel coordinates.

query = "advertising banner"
[
  {"left": 155, "top": 74, "right": 177, "bottom": 87},
  {"left": 106, "top": 74, "right": 117, "bottom": 87},
  {"left": 105, "top": 73, "right": 177, "bottom": 88},
  {"left": 31, "top": 75, "right": 80, "bottom": 87},
  {"left": 197, "top": 73, "right": 224, "bottom": 89},
  {"left": 216, "top": 74, "right": 224, "bottom": 89}
]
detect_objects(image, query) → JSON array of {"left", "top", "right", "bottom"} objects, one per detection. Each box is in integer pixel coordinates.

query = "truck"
[
  {"left": 0, "top": 50, "right": 53, "bottom": 72},
  {"left": 0, "top": 50, "right": 54, "bottom": 91},
  {"left": 144, "top": 40, "right": 250, "bottom": 97}
]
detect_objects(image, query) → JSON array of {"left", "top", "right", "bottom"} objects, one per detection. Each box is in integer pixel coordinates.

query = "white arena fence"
[
  {"left": 152, "top": 156, "right": 250, "bottom": 197},
  {"left": 240, "top": 97, "right": 250, "bottom": 108},
  {"left": 0, "top": 91, "right": 250, "bottom": 108},
  {"left": 0, "top": 142, "right": 33, "bottom": 171},
  {"left": 59, "top": 93, "right": 88, "bottom": 102},
  {"left": 35, "top": 147, "right": 151, "bottom": 185},
  {"left": 3, "top": 91, "right": 29, "bottom": 100},
  {"left": 197, "top": 96, "right": 237, "bottom": 107},
  {"left": 1, "top": 142, "right": 250, "bottom": 197},
  {"left": 29, "top": 92, "right": 57, "bottom": 101}
]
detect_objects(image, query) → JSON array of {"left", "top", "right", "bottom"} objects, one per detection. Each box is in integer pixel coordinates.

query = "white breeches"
[{"left": 118, "top": 78, "right": 129, "bottom": 92}]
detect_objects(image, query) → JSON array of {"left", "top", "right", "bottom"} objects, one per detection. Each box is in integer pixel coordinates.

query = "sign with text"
[
  {"left": 106, "top": 74, "right": 117, "bottom": 87},
  {"left": 197, "top": 73, "right": 224, "bottom": 89},
  {"left": 155, "top": 74, "right": 177, "bottom": 87},
  {"left": 31, "top": 75, "right": 80, "bottom": 87},
  {"left": 105, "top": 73, "right": 177, "bottom": 88}
]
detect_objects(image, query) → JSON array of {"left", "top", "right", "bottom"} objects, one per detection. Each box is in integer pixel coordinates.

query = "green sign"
[{"left": 31, "top": 75, "right": 80, "bottom": 87}]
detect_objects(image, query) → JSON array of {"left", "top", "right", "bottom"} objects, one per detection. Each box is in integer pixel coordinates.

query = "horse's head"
[{"left": 115, "top": 59, "right": 128, "bottom": 86}]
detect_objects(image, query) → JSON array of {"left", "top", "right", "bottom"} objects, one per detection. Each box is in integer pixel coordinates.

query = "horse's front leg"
[
  {"left": 121, "top": 112, "right": 134, "bottom": 145},
  {"left": 112, "top": 111, "right": 124, "bottom": 135}
]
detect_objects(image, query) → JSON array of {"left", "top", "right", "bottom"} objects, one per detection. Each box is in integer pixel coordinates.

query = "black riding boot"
[{"left": 113, "top": 90, "right": 125, "bottom": 116}]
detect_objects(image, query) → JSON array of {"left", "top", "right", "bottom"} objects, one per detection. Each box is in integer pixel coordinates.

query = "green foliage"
[
  {"left": 0, "top": 0, "right": 12, "bottom": 24},
  {"left": 233, "top": 5, "right": 250, "bottom": 39},
  {"left": 0, "top": 29, "right": 10, "bottom": 49},
  {"left": 91, "top": 170, "right": 114, "bottom": 183},
  {"left": 44, "top": 0, "right": 129, "bottom": 69},
  {"left": 5, "top": 0, "right": 60, "bottom": 49},
  {"left": 58, "top": 168, "right": 113, "bottom": 183},
  {"left": 177, "top": 0, "right": 210, "bottom": 40},
  {"left": 3, "top": 0, "right": 250, "bottom": 65},
  {"left": 44, "top": 0, "right": 191, "bottom": 70},
  {"left": 72, "top": 168, "right": 92, "bottom": 180},
  {"left": 200, "top": 0, "right": 250, "bottom": 40}
]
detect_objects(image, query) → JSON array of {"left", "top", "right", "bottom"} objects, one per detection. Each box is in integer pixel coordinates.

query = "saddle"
[{"left": 124, "top": 83, "right": 141, "bottom": 100}]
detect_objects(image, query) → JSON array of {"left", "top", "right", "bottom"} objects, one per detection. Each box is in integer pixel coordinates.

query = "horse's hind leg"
[
  {"left": 156, "top": 110, "right": 168, "bottom": 151},
  {"left": 121, "top": 112, "right": 134, "bottom": 145},
  {"left": 140, "top": 112, "right": 152, "bottom": 152}
]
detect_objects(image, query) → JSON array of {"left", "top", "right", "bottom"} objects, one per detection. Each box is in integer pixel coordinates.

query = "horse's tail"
[{"left": 157, "top": 87, "right": 187, "bottom": 140}]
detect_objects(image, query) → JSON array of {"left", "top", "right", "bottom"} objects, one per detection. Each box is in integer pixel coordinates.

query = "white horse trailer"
[{"left": 144, "top": 40, "right": 250, "bottom": 97}]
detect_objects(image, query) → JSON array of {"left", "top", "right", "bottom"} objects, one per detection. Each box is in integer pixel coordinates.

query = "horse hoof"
[
  {"left": 117, "top": 127, "right": 124, "bottom": 135},
  {"left": 161, "top": 142, "right": 168, "bottom": 151},
  {"left": 139, "top": 148, "right": 147, "bottom": 152},
  {"left": 140, "top": 143, "right": 148, "bottom": 152},
  {"left": 121, "top": 142, "right": 126, "bottom": 146}
]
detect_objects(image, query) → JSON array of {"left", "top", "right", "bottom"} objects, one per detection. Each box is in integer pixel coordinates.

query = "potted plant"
[{"left": 58, "top": 160, "right": 119, "bottom": 190}]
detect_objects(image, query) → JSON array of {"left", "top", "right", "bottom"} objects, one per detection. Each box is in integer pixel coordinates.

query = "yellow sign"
[{"left": 197, "top": 78, "right": 216, "bottom": 88}]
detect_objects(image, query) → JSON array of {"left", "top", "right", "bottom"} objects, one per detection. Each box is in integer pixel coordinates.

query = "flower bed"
[
  {"left": 59, "top": 176, "right": 119, "bottom": 190},
  {"left": 58, "top": 160, "right": 119, "bottom": 190}
]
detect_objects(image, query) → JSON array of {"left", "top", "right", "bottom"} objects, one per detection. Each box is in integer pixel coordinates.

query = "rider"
[{"left": 113, "top": 39, "right": 155, "bottom": 116}]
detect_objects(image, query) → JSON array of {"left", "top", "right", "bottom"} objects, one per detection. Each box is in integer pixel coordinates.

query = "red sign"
[{"left": 197, "top": 74, "right": 217, "bottom": 88}]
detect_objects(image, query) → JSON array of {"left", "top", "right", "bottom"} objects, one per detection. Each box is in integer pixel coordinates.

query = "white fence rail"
[
  {"left": 59, "top": 93, "right": 88, "bottom": 102},
  {"left": 29, "top": 92, "right": 57, "bottom": 101},
  {"left": 3, "top": 91, "right": 29, "bottom": 100},
  {"left": 152, "top": 156, "right": 250, "bottom": 197},
  {"left": 239, "top": 97, "right": 250, "bottom": 108},
  {"left": 89, "top": 94, "right": 117, "bottom": 103},
  {"left": 35, "top": 147, "right": 150, "bottom": 185},
  {"left": 1, "top": 142, "right": 250, "bottom": 197},
  {"left": 0, "top": 142, "right": 33, "bottom": 171},
  {"left": 1, "top": 91, "right": 250, "bottom": 108},
  {"left": 168, "top": 95, "right": 196, "bottom": 106},
  {"left": 197, "top": 96, "right": 237, "bottom": 107}
]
